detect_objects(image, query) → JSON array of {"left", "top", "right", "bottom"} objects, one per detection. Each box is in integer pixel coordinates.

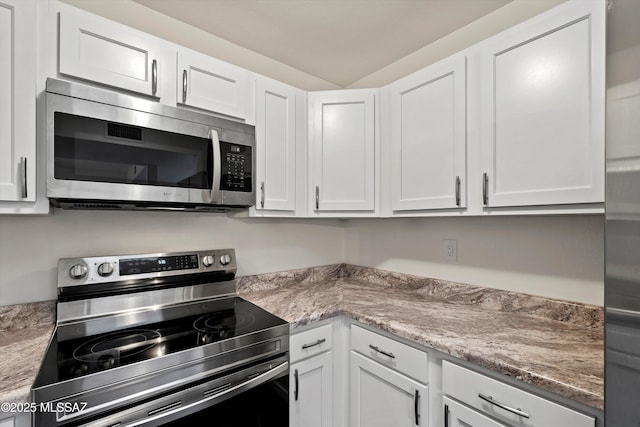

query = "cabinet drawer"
[
  {"left": 351, "top": 325, "right": 428, "bottom": 384},
  {"left": 442, "top": 361, "right": 595, "bottom": 427},
  {"left": 290, "top": 323, "right": 333, "bottom": 363}
]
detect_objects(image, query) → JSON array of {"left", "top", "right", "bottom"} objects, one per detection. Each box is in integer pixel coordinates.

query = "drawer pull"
[
  {"left": 302, "top": 338, "right": 326, "bottom": 350},
  {"left": 478, "top": 393, "right": 530, "bottom": 419},
  {"left": 369, "top": 344, "right": 395, "bottom": 359}
]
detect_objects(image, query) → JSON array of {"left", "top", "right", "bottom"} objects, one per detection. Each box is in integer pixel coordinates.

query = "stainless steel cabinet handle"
[
  {"left": 21, "top": 157, "right": 27, "bottom": 199},
  {"left": 182, "top": 69, "right": 188, "bottom": 103},
  {"left": 260, "top": 181, "right": 265, "bottom": 208},
  {"left": 444, "top": 403, "right": 449, "bottom": 427},
  {"left": 294, "top": 369, "right": 299, "bottom": 401},
  {"left": 301, "top": 338, "right": 326, "bottom": 350},
  {"left": 414, "top": 390, "right": 420, "bottom": 425},
  {"left": 369, "top": 344, "right": 395, "bottom": 359},
  {"left": 478, "top": 393, "right": 530, "bottom": 419},
  {"left": 315, "top": 185, "right": 319, "bottom": 210},
  {"left": 455, "top": 175, "right": 461, "bottom": 207},
  {"left": 482, "top": 172, "right": 489, "bottom": 206},
  {"left": 151, "top": 59, "right": 158, "bottom": 96}
]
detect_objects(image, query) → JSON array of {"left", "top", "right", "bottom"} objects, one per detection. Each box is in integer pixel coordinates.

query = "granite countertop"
[
  {"left": 237, "top": 265, "right": 604, "bottom": 411},
  {"left": 0, "top": 302, "right": 55, "bottom": 404},
  {"left": 0, "top": 264, "right": 603, "bottom": 413}
]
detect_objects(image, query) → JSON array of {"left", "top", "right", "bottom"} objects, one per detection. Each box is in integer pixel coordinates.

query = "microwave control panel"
[{"left": 220, "top": 142, "right": 252, "bottom": 192}]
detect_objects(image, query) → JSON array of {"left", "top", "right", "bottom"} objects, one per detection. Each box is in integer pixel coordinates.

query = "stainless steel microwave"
[{"left": 45, "top": 78, "right": 255, "bottom": 211}]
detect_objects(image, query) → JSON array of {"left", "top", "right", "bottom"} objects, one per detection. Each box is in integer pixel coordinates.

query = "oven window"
[
  {"left": 161, "top": 376, "right": 288, "bottom": 427},
  {"left": 53, "top": 112, "right": 211, "bottom": 189}
]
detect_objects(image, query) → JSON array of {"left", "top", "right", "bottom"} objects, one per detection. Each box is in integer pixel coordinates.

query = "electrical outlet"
[{"left": 444, "top": 239, "right": 457, "bottom": 261}]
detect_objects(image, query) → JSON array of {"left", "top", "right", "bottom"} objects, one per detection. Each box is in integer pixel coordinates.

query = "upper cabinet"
[
  {"left": 0, "top": 0, "right": 41, "bottom": 213},
  {"left": 389, "top": 54, "right": 467, "bottom": 212},
  {"left": 254, "top": 77, "right": 301, "bottom": 214},
  {"left": 478, "top": 0, "right": 605, "bottom": 208},
  {"left": 177, "top": 48, "right": 251, "bottom": 121},
  {"left": 59, "top": 11, "right": 164, "bottom": 98},
  {"left": 308, "top": 89, "right": 378, "bottom": 215}
]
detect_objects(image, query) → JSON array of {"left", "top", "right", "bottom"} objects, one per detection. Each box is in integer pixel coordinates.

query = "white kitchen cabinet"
[
  {"left": 290, "top": 323, "right": 334, "bottom": 427},
  {"left": 177, "top": 48, "right": 250, "bottom": 120},
  {"left": 0, "top": 0, "right": 38, "bottom": 211},
  {"left": 58, "top": 10, "right": 163, "bottom": 98},
  {"left": 390, "top": 54, "right": 467, "bottom": 212},
  {"left": 478, "top": 0, "right": 605, "bottom": 208},
  {"left": 443, "top": 396, "right": 508, "bottom": 427},
  {"left": 254, "top": 77, "right": 299, "bottom": 213},
  {"left": 291, "top": 351, "right": 333, "bottom": 427},
  {"left": 350, "top": 352, "right": 428, "bottom": 427},
  {"left": 308, "top": 89, "right": 378, "bottom": 214},
  {"left": 442, "top": 361, "right": 595, "bottom": 427},
  {"left": 350, "top": 324, "right": 429, "bottom": 426}
]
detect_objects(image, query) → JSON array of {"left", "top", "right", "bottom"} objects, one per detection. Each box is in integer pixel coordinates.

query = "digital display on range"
[{"left": 120, "top": 254, "right": 199, "bottom": 276}]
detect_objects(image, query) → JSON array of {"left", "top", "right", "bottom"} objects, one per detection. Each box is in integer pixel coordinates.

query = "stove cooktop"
[{"left": 33, "top": 297, "right": 287, "bottom": 387}]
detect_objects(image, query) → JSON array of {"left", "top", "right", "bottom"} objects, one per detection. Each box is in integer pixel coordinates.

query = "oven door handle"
[
  {"left": 209, "top": 129, "right": 222, "bottom": 203},
  {"left": 138, "top": 361, "right": 289, "bottom": 426}
]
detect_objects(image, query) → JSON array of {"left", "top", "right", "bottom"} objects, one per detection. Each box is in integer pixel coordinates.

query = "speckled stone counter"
[
  {"left": 0, "top": 265, "right": 604, "bottom": 413},
  {"left": 237, "top": 264, "right": 604, "bottom": 411},
  {"left": 0, "top": 302, "right": 55, "bottom": 404}
]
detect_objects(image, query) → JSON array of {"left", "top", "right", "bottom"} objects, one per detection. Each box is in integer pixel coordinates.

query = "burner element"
[{"left": 73, "top": 329, "right": 161, "bottom": 365}]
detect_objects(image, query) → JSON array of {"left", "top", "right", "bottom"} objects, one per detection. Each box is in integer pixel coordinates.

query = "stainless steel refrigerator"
[{"left": 605, "top": 0, "right": 640, "bottom": 425}]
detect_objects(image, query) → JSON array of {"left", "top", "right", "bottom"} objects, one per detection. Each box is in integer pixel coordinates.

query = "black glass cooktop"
[{"left": 34, "top": 297, "right": 287, "bottom": 386}]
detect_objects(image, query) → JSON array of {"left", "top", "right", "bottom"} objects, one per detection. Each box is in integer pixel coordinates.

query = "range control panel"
[
  {"left": 120, "top": 254, "right": 199, "bottom": 276},
  {"left": 57, "top": 249, "right": 236, "bottom": 289}
]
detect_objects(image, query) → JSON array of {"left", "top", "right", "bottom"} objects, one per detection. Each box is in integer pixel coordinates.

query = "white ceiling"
[{"left": 132, "top": 0, "right": 512, "bottom": 87}]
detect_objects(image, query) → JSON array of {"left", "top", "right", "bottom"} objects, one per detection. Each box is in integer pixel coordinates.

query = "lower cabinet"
[
  {"left": 350, "top": 352, "right": 428, "bottom": 427},
  {"left": 442, "top": 361, "right": 595, "bottom": 427},
  {"left": 289, "top": 323, "right": 334, "bottom": 427},
  {"left": 290, "top": 351, "right": 333, "bottom": 427},
  {"left": 349, "top": 324, "right": 429, "bottom": 427}
]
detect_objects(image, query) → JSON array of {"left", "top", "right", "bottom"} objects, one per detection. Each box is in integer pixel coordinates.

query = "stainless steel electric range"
[{"left": 31, "top": 249, "right": 289, "bottom": 426}]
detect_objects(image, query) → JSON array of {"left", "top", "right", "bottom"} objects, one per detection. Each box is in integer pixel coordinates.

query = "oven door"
[
  {"left": 74, "top": 356, "right": 289, "bottom": 427},
  {"left": 46, "top": 92, "right": 223, "bottom": 205}
]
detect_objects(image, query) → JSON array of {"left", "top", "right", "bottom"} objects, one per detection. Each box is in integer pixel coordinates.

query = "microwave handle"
[{"left": 209, "top": 130, "right": 222, "bottom": 203}]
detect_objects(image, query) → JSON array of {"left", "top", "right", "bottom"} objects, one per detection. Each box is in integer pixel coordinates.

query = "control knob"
[
  {"left": 202, "top": 255, "right": 215, "bottom": 267},
  {"left": 69, "top": 264, "right": 88, "bottom": 280},
  {"left": 219, "top": 254, "right": 232, "bottom": 266},
  {"left": 98, "top": 262, "right": 114, "bottom": 277}
]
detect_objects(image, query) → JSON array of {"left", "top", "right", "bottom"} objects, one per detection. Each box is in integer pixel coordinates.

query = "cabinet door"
[
  {"left": 255, "top": 78, "right": 297, "bottom": 212},
  {"left": 444, "top": 397, "right": 508, "bottom": 427},
  {"left": 309, "top": 90, "right": 376, "bottom": 212},
  {"left": 350, "top": 351, "right": 428, "bottom": 427},
  {"left": 290, "top": 351, "right": 333, "bottom": 427},
  {"left": 59, "top": 11, "right": 161, "bottom": 97},
  {"left": 177, "top": 49, "right": 250, "bottom": 120},
  {"left": 479, "top": 0, "right": 604, "bottom": 207},
  {"left": 0, "top": 0, "right": 35, "bottom": 202},
  {"left": 390, "top": 54, "right": 466, "bottom": 211}
]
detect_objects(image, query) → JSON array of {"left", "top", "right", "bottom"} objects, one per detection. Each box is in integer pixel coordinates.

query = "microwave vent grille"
[{"left": 107, "top": 123, "right": 142, "bottom": 141}]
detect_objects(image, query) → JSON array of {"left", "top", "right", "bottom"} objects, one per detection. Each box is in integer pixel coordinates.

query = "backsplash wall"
[
  {"left": 344, "top": 215, "right": 604, "bottom": 306},
  {"left": 0, "top": 210, "right": 346, "bottom": 305}
]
